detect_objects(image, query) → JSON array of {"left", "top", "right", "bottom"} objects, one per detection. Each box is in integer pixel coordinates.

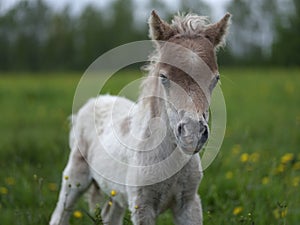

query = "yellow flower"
[
  {"left": 281, "top": 153, "right": 294, "bottom": 164},
  {"left": 108, "top": 201, "right": 113, "bottom": 206},
  {"left": 261, "top": 177, "right": 269, "bottom": 185},
  {"left": 249, "top": 153, "right": 259, "bottom": 163},
  {"left": 73, "top": 210, "right": 83, "bottom": 219},
  {"left": 233, "top": 206, "right": 243, "bottom": 215},
  {"left": 240, "top": 153, "right": 249, "bottom": 163},
  {"left": 225, "top": 171, "right": 233, "bottom": 179},
  {"left": 110, "top": 189, "right": 117, "bottom": 196},
  {"left": 275, "top": 164, "right": 285, "bottom": 174},
  {"left": 293, "top": 161, "right": 300, "bottom": 170},
  {"left": 64, "top": 175, "right": 69, "bottom": 180},
  {"left": 231, "top": 145, "right": 241, "bottom": 155},
  {"left": 48, "top": 183, "right": 58, "bottom": 192},
  {"left": 281, "top": 208, "right": 288, "bottom": 217},
  {"left": 292, "top": 176, "right": 300, "bottom": 187},
  {"left": 5, "top": 177, "right": 15, "bottom": 186},
  {"left": 0, "top": 187, "right": 8, "bottom": 195},
  {"left": 134, "top": 205, "right": 139, "bottom": 209},
  {"left": 273, "top": 208, "right": 288, "bottom": 219},
  {"left": 273, "top": 209, "right": 280, "bottom": 219}
]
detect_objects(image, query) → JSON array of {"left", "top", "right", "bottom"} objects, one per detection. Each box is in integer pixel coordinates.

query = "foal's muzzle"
[
  {"left": 175, "top": 115, "right": 209, "bottom": 154},
  {"left": 194, "top": 120, "right": 209, "bottom": 154}
]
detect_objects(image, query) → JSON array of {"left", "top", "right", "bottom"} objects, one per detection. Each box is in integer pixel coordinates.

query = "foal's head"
[{"left": 148, "top": 11, "right": 231, "bottom": 154}]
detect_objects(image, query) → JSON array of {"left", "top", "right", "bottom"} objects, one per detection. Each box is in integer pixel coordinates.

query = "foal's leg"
[
  {"left": 172, "top": 194, "right": 203, "bottom": 225},
  {"left": 86, "top": 180, "right": 105, "bottom": 213},
  {"left": 49, "top": 149, "right": 92, "bottom": 225},
  {"left": 129, "top": 205, "right": 156, "bottom": 225},
  {"left": 127, "top": 185, "right": 160, "bottom": 225},
  {"left": 128, "top": 194, "right": 156, "bottom": 225},
  {"left": 101, "top": 200, "right": 125, "bottom": 225}
]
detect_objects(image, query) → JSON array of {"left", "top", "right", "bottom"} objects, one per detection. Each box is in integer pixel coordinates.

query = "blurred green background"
[{"left": 0, "top": 0, "right": 299, "bottom": 224}]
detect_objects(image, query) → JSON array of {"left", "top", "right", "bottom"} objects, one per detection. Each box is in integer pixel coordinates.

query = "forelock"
[{"left": 171, "top": 13, "right": 210, "bottom": 36}]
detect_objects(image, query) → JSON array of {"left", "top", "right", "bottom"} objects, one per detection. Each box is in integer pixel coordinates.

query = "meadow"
[{"left": 0, "top": 68, "right": 299, "bottom": 225}]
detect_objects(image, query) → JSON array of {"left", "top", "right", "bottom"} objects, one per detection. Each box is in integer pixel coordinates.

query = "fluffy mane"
[{"left": 170, "top": 13, "right": 210, "bottom": 36}]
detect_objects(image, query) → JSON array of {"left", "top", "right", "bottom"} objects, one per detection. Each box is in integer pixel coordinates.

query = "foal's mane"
[{"left": 171, "top": 13, "right": 210, "bottom": 36}]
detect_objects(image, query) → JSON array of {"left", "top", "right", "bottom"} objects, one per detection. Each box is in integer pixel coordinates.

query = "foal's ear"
[
  {"left": 204, "top": 13, "right": 231, "bottom": 48},
  {"left": 148, "top": 10, "right": 174, "bottom": 41}
]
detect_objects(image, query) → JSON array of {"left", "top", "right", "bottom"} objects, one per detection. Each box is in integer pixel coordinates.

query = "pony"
[{"left": 50, "top": 10, "right": 231, "bottom": 225}]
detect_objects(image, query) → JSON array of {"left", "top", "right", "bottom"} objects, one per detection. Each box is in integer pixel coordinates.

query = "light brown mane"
[{"left": 171, "top": 13, "right": 210, "bottom": 36}]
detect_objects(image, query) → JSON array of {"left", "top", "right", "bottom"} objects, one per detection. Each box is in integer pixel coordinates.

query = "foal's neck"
[{"left": 132, "top": 74, "right": 176, "bottom": 158}]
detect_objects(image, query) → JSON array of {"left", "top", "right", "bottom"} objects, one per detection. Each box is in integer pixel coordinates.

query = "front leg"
[
  {"left": 172, "top": 194, "right": 203, "bottom": 225},
  {"left": 129, "top": 204, "right": 156, "bottom": 225},
  {"left": 128, "top": 188, "right": 157, "bottom": 225},
  {"left": 49, "top": 149, "right": 92, "bottom": 225}
]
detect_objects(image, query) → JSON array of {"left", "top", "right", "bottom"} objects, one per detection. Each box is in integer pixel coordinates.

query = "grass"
[{"left": 0, "top": 68, "right": 299, "bottom": 225}]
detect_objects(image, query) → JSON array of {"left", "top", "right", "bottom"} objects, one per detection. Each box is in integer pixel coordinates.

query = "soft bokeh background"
[{"left": 0, "top": 0, "right": 299, "bottom": 224}]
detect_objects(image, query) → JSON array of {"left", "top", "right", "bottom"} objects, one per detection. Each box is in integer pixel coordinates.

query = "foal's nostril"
[
  {"left": 199, "top": 121, "right": 208, "bottom": 141},
  {"left": 178, "top": 123, "right": 183, "bottom": 136},
  {"left": 202, "top": 126, "right": 208, "bottom": 140}
]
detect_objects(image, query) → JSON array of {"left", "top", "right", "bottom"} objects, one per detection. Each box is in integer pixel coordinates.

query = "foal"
[{"left": 50, "top": 11, "right": 231, "bottom": 225}]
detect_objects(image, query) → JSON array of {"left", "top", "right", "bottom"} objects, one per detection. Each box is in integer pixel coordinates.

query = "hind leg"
[
  {"left": 49, "top": 149, "right": 92, "bottom": 225},
  {"left": 101, "top": 200, "right": 125, "bottom": 225},
  {"left": 86, "top": 180, "right": 105, "bottom": 213},
  {"left": 86, "top": 182, "right": 125, "bottom": 225}
]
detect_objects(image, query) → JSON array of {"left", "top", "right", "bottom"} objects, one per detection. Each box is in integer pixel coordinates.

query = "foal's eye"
[
  {"left": 216, "top": 74, "right": 220, "bottom": 81},
  {"left": 159, "top": 73, "right": 169, "bottom": 85}
]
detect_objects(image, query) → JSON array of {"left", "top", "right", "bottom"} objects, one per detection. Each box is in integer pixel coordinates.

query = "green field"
[{"left": 0, "top": 68, "right": 299, "bottom": 225}]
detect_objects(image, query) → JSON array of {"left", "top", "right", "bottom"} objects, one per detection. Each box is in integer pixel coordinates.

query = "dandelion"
[
  {"left": 292, "top": 161, "right": 300, "bottom": 170},
  {"left": 5, "top": 177, "right": 15, "bottom": 186},
  {"left": 273, "top": 209, "right": 280, "bottom": 219},
  {"left": 240, "top": 153, "right": 249, "bottom": 163},
  {"left": 108, "top": 201, "right": 113, "bottom": 206},
  {"left": 48, "top": 183, "right": 58, "bottom": 192},
  {"left": 0, "top": 187, "right": 8, "bottom": 195},
  {"left": 231, "top": 144, "right": 241, "bottom": 155},
  {"left": 281, "top": 153, "right": 294, "bottom": 164},
  {"left": 225, "top": 171, "right": 233, "bottom": 179},
  {"left": 64, "top": 175, "right": 69, "bottom": 180},
  {"left": 281, "top": 208, "right": 288, "bottom": 218},
  {"left": 134, "top": 205, "right": 139, "bottom": 209},
  {"left": 261, "top": 177, "right": 270, "bottom": 185},
  {"left": 273, "top": 208, "right": 288, "bottom": 219},
  {"left": 292, "top": 176, "right": 300, "bottom": 187},
  {"left": 249, "top": 152, "right": 259, "bottom": 163},
  {"left": 110, "top": 189, "right": 117, "bottom": 196},
  {"left": 73, "top": 210, "right": 83, "bottom": 219},
  {"left": 275, "top": 164, "right": 285, "bottom": 174},
  {"left": 233, "top": 206, "right": 243, "bottom": 215}
]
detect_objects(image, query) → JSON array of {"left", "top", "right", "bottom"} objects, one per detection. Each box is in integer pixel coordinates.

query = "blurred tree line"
[
  {"left": 0, "top": 0, "right": 146, "bottom": 71},
  {"left": 0, "top": 0, "right": 298, "bottom": 72}
]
